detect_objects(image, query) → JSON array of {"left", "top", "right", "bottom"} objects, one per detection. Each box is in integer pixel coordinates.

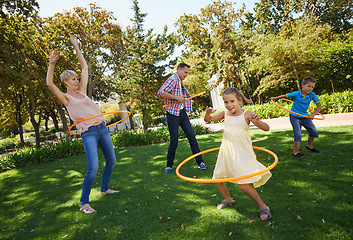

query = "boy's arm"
[
  {"left": 270, "top": 94, "right": 287, "bottom": 101},
  {"left": 308, "top": 102, "right": 322, "bottom": 119}
]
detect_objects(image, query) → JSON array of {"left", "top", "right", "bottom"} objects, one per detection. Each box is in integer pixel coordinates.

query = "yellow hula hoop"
[
  {"left": 176, "top": 146, "right": 278, "bottom": 183},
  {"left": 163, "top": 91, "right": 206, "bottom": 108},
  {"left": 271, "top": 99, "right": 325, "bottom": 120},
  {"left": 69, "top": 111, "right": 131, "bottom": 135}
]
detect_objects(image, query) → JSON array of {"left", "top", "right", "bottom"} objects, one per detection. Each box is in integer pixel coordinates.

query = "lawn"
[{"left": 1, "top": 125, "right": 352, "bottom": 239}]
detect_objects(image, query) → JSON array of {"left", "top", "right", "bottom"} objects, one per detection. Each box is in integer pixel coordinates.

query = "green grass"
[{"left": 1, "top": 125, "right": 352, "bottom": 239}]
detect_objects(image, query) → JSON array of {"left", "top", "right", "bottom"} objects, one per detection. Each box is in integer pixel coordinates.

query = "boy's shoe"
[
  {"left": 306, "top": 146, "right": 320, "bottom": 153},
  {"left": 164, "top": 167, "right": 172, "bottom": 173},
  {"left": 198, "top": 162, "right": 207, "bottom": 170},
  {"left": 292, "top": 153, "right": 304, "bottom": 157}
]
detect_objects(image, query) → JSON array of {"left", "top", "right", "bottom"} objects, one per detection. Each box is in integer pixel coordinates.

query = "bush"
[
  {"left": 111, "top": 124, "right": 210, "bottom": 147},
  {"left": 0, "top": 140, "right": 84, "bottom": 172}
]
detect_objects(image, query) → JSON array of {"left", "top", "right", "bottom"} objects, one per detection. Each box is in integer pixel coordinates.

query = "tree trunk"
[
  {"left": 22, "top": 88, "right": 43, "bottom": 149},
  {"left": 14, "top": 93, "right": 24, "bottom": 143},
  {"left": 48, "top": 106, "right": 59, "bottom": 131},
  {"left": 291, "top": 61, "right": 300, "bottom": 90}
]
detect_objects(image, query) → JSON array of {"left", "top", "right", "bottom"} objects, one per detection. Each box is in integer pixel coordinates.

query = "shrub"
[
  {"left": 111, "top": 124, "right": 210, "bottom": 147},
  {"left": 0, "top": 140, "right": 84, "bottom": 172}
]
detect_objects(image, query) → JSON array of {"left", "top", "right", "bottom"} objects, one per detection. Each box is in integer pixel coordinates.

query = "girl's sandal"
[
  {"left": 260, "top": 208, "right": 271, "bottom": 220},
  {"left": 79, "top": 203, "right": 97, "bottom": 214},
  {"left": 101, "top": 189, "right": 119, "bottom": 196},
  {"left": 217, "top": 200, "right": 235, "bottom": 209}
]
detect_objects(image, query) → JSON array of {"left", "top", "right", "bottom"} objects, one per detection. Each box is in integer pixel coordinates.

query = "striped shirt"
[{"left": 157, "top": 73, "right": 192, "bottom": 116}]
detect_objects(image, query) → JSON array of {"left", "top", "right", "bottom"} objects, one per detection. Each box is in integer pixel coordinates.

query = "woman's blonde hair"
[
  {"left": 223, "top": 87, "right": 251, "bottom": 104},
  {"left": 60, "top": 70, "right": 78, "bottom": 83}
]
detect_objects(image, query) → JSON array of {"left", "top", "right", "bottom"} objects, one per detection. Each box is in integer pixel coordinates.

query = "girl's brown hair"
[{"left": 223, "top": 87, "right": 251, "bottom": 104}]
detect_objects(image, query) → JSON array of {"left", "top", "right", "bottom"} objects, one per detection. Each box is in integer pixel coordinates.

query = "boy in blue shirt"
[{"left": 271, "top": 77, "right": 322, "bottom": 157}]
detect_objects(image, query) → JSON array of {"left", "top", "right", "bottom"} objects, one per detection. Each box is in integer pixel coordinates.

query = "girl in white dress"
[{"left": 204, "top": 87, "right": 272, "bottom": 220}]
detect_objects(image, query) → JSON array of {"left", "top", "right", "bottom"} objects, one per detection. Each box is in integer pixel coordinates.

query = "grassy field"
[{"left": 1, "top": 125, "right": 352, "bottom": 239}]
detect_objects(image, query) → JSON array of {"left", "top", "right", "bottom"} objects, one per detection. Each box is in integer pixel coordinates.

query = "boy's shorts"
[{"left": 290, "top": 114, "right": 319, "bottom": 142}]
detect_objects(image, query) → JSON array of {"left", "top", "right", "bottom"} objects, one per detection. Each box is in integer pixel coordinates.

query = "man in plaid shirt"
[{"left": 157, "top": 63, "right": 207, "bottom": 173}]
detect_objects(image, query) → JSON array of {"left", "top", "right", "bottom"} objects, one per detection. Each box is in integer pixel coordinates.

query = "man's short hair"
[{"left": 177, "top": 63, "right": 190, "bottom": 69}]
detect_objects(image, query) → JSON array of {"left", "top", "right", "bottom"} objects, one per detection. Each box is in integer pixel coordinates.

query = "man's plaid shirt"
[{"left": 157, "top": 73, "right": 192, "bottom": 116}]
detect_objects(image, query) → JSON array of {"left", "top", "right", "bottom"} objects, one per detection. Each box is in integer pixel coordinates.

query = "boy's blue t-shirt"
[{"left": 286, "top": 91, "right": 320, "bottom": 118}]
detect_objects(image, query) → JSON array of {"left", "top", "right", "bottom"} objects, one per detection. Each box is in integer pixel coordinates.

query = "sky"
[{"left": 36, "top": 0, "right": 258, "bottom": 34}]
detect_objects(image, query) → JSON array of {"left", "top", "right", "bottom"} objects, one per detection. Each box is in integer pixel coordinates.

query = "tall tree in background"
[
  {"left": 243, "top": 0, "right": 353, "bottom": 34},
  {"left": 43, "top": 3, "right": 123, "bottom": 101},
  {"left": 113, "top": 0, "right": 177, "bottom": 131},
  {"left": 0, "top": 0, "right": 40, "bottom": 142},
  {"left": 176, "top": 0, "right": 244, "bottom": 88},
  {"left": 243, "top": 19, "right": 332, "bottom": 99}
]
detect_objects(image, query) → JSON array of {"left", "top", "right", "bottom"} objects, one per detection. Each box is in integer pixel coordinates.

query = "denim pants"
[
  {"left": 289, "top": 114, "right": 319, "bottom": 142},
  {"left": 166, "top": 109, "right": 203, "bottom": 167},
  {"left": 80, "top": 122, "right": 116, "bottom": 205}
]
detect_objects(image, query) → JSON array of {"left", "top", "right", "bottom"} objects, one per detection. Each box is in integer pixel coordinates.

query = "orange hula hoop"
[
  {"left": 271, "top": 99, "right": 325, "bottom": 120},
  {"left": 69, "top": 111, "right": 131, "bottom": 135},
  {"left": 176, "top": 146, "right": 278, "bottom": 183},
  {"left": 163, "top": 91, "right": 206, "bottom": 108}
]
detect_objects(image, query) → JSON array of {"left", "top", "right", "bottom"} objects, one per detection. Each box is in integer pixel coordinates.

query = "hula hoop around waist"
[
  {"left": 69, "top": 111, "right": 131, "bottom": 135},
  {"left": 176, "top": 146, "right": 278, "bottom": 183},
  {"left": 271, "top": 98, "right": 324, "bottom": 120}
]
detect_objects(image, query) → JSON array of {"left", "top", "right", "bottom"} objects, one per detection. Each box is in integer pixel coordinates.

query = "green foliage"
[
  {"left": 113, "top": 0, "right": 177, "bottom": 131},
  {"left": 112, "top": 124, "right": 210, "bottom": 147},
  {"left": 0, "top": 140, "right": 84, "bottom": 172}
]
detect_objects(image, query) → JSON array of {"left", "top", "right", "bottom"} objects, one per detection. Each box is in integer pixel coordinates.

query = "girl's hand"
[
  {"left": 205, "top": 106, "right": 216, "bottom": 114},
  {"left": 70, "top": 35, "right": 79, "bottom": 47},
  {"left": 249, "top": 112, "right": 260, "bottom": 121},
  {"left": 49, "top": 49, "right": 60, "bottom": 64}
]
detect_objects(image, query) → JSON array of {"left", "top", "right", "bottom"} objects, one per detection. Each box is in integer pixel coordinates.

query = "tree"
[
  {"left": 0, "top": 0, "right": 40, "bottom": 141},
  {"left": 243, "top": 0, "right": 353, "bottom": 34},
  {"left": 113, "top": 0, "right": 177, "bottom": 131},
  {"left": 43, "top": 3, "right": 123, "bottom": 101},
  {"left": 175, "top": 0, "right": 244, "bottom": 87},
  {"left": 243, "top": 19, "right": 332, "bottom": 99}
]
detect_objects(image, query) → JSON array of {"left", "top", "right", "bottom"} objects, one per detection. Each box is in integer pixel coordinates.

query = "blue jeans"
[
  {"left": 290, "top": 114, "right": 319, "bottom": 142},
  {"left": 166, "top": 109, "right": 203, "bottom": 168},
  {"left": 80, "top": 122, "right": 116, "bottom": 205}
]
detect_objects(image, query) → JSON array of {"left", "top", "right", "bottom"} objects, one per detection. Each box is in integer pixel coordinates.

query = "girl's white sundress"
[{"left": 212, "top": 109, "right": 272, "bottom": 188}]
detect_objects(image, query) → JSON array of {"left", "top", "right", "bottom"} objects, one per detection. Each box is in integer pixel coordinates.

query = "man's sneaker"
[
  {"left": 305, "top": 146, "right": 320, "bottom": 153},
  {"left": 292, "top": 153, "right": 304, "bottom": 157},
  {"left": 198, "top": 162, "right": 207, "bottom": 170},
  {"left": 164, "top": 167, "right": 172, "bottom": 173}
]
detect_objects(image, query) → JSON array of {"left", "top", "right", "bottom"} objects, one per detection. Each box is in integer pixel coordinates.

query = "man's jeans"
[{"left": 166, "top": 109, "right": 202, "bottom": 167}]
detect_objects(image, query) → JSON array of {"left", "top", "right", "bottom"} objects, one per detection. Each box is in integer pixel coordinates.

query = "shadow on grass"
[{"left": 0, "top": 125, "right": 352, "bottom": 239}]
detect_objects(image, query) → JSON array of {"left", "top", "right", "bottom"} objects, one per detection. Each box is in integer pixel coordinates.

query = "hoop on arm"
[{"left": 163, "top": 92, "right": 206, "bottom": 108}]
